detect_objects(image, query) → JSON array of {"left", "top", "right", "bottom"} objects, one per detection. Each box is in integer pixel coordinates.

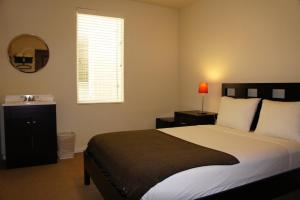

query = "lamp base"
[{"left": 197, "top": 111, "right": 208, "bottom": 115}]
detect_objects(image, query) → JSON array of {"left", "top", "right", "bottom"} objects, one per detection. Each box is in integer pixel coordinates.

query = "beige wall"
[
  {"left": 179, "top": 0, "right": 300, "bottom": 112},
  {"left": 0, "top": 0, "right": 179, "bottom": 151},
  {"left": 2, "top": 0, "right": 300, "bottom": 152}
]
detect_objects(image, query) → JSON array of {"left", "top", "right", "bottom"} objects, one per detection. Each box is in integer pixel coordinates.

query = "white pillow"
[
  {"left": 255, "top": 100, "right": 300, "bottom": 142},
  {"left": 217, "top": 97, "right": 260, "bottom": 131}
]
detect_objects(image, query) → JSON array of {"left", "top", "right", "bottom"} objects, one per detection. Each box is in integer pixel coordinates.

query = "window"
[{"left": 77, "top": 13, "right": 124, "bottom": 103}]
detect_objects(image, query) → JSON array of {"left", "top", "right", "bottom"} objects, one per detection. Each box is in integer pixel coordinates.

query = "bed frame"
[{"left": 84, "top": 83, "right": 300, "bottom": 200}]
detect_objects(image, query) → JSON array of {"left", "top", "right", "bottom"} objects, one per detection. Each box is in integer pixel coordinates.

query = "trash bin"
[{"left": 58, "top": 132, "right": 75, "bottom": 159}]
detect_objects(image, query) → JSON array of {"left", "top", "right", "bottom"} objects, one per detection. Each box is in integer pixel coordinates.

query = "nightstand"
[
  {"left": 156, "top": 117, "right": 175, "bottom": 128},
  {"left": 174, "top": 111, "right": 217, "bottom": 127},
  {"left": 156, "top": 111, "right": 217, "bottom": 128}
]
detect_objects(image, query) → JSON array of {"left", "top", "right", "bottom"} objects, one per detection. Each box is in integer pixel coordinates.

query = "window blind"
[{"left": 77, "top": 13, "right": 124, "bottom": 103}]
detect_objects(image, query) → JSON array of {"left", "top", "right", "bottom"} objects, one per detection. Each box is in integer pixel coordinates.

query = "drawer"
[
  {"left": 156, "top": 117, "right": 175, "bottom": 128},
  {"left": 4, "top": 105, "right": 56, "bottom": 119},
  {"left": 175, "top": 112, "right": 216, "bottom": 126}
]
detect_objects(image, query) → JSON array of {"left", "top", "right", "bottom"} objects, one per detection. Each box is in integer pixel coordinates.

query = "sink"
[{"left": 3, "top": 95, "right": 56, "bottom": 106}]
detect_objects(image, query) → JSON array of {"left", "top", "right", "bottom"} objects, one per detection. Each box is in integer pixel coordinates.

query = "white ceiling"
[{"left": 133, "top": 0, "right": 198, "bottom": 8}]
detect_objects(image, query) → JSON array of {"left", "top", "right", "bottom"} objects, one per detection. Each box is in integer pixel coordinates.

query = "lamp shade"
[{"left": 198, "top": 82, "right": 208, "bottom": 94}]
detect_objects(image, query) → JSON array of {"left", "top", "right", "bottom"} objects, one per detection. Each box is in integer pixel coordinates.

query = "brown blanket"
[{"left": 87, "top": 129, "right": 239, "bottom": 200}]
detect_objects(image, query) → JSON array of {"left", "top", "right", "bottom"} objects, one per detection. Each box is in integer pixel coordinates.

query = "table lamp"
[{"left": 198, "top": 82, "right": 208, "bottom": 114}]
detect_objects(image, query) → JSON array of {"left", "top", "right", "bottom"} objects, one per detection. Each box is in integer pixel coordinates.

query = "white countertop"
[
  {"left": 2, "top": 95, "right": 56, "bottom": 106},
  {"left": 2, "top": 101, "right": 56, "bottom": 106}
]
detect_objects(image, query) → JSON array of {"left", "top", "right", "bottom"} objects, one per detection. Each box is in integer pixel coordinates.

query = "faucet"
[{"left": 23, "top": 95, "right": 35, "bottom": 102}]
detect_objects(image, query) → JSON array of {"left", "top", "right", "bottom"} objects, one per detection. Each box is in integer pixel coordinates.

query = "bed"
[{"left": 84, "top": 83, "right": 300, "bottom": 200}]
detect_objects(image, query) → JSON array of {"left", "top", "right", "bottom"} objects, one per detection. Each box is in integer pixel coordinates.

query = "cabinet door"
[
  {"left": 4, "top": 108, "right": 34, "bottom": 168},
  {"left": 31, "top": 106, "right": 57, "bottom": 163}
]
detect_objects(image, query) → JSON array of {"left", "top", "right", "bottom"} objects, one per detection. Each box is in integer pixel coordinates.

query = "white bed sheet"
[{"left": 141, "top": 125, "right": 300, "bottom": 200}]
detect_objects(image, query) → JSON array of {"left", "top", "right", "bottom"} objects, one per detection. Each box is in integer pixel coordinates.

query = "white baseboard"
[{"left": 75, "top": 146, "right": 86, "bottom": 153}]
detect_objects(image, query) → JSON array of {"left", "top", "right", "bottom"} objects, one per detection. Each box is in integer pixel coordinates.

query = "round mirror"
[{"left": 8, "top": 34, "right": 49, "bottom": 73}]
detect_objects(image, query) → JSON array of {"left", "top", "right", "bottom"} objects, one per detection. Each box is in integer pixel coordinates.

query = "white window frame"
[{"left": 76, "top": 11, "right": 124, "bottom": 104}]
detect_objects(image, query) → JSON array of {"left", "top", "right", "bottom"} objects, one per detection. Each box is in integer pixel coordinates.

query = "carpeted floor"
[{"left": 0, "top": 153, "right": 103, "bottom": 200}]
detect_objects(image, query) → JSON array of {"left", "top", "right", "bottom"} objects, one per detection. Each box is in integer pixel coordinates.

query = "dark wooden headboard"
[
  {"left": 221, "top": 83, "right": 300, "bottom": 130},
  {"left": 222, "top": 83, "right": 300, "bottom": 101}
]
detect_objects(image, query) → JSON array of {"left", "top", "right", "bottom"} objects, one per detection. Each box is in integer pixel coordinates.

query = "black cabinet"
[
  {"left": 3, "top": 105, "right": 57, "bottom": 168},
  {"left": 156, "top": 111, "right": 217, "bottom": 128}
]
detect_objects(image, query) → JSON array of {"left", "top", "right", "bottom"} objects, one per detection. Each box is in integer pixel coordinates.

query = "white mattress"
[{"left": 141, "top": 125, "right": 300, "bottom": 200}]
